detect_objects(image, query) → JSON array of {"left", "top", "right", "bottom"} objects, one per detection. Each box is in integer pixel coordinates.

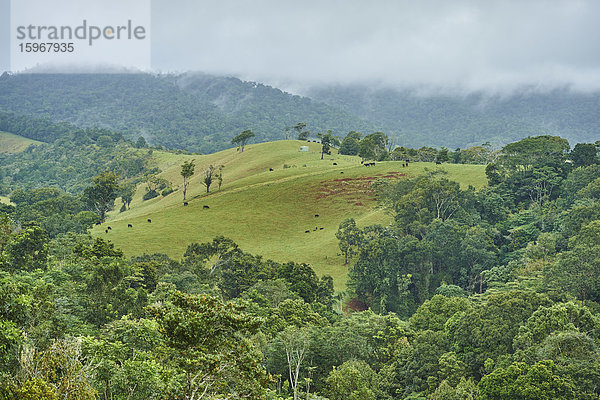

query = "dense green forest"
[
  {"left": 0, "top": 112, "right": 157, "bottom": 195},
  {"left": 308, "top": 85, "right": 600, "bottom": 149},
  {"left": 0, "top": 73, "right": 377, "bottom": 154},
  {"left": 1, "top": 130, "right": 600, "bottom": 398}
]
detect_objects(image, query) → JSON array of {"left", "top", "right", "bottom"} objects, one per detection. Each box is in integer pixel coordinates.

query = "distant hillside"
[
  {"left": 0, "top": 72, "right": 378, "bottom": 153},
  {"left": 307, "top": 85, "right": 600, "bottom": 149}
]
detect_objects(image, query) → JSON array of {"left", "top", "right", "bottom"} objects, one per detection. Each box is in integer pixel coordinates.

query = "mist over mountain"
[
  {"left": 0, "top": 72, "right": 377, "bottom": 153},
  {"left": 0, "top": 71, "right": 598, "bottom": 153},
  {"left": 306, "top": 84, "right": 600, "bottom": 149}
]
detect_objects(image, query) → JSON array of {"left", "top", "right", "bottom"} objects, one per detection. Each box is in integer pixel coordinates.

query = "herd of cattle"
[{"left": 101, "top": 157, "right": 425, "bottom": 234}]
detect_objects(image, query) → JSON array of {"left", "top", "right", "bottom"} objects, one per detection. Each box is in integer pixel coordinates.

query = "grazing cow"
[
  {"left": 305, "top": 230, "right": 310, "bottom": 233},
  {"left": 128, "top": 224, "right": 133, "bottom": 228},
  {"left": 105, "top": 229, "right": 108, "bottom": 233},
  {"left": 203, "top": 205, "right": 210, "bottom": 209},
  {"left": 315, "top": 214, "right": 319, "bottom": 217},
  {"left": 269, "top": 168, "right": 274, "bottom": 171},
  {"left": 319, "top": 227, "right": 324, "bottom": 230},
  {"left": 314, "top": 227, "right": 318, "bottom": 231},
  {"left": 107, "top": 226, "right": 111, "bottom": 230},
  {"left": 184, "top": 202, "right": 188, "bottom": 206},
  {"left": 333, "top": 162, "right": 337, "bottom": 165},
  {"left": 402, "top": 163, "right": 405, "bottom": 167},
  {"left": 147, "top": 219, "right": 152, "bottom": 223},
  {"left": 95, "top": 222, "right": 101, "bottom": 226},
  {"left": 435, "top": 161, "right": 442, "bottom": 165},
  {"left": 361, "top": 160, "right": 364, "bottom": 164},
  {"left": 340, "top": 172, "right": 344, "bottom": 174}
]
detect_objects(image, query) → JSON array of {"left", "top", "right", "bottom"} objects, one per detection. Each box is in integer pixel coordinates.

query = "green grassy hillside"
[
  {"left": 0, "top": 131, "right": 41, "bottom": 153},
  {"left": 91, "top": 140, "right": 486, "bottom": 289}
]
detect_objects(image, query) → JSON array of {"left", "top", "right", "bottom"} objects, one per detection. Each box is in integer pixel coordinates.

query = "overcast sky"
[{"left": 3, "top": 0, "right": 600, "bottom": 93}]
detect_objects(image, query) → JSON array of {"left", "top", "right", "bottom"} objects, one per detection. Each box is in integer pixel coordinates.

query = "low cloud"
[{"left": 151, "top": 0, "right": 600, "bottom": 94}]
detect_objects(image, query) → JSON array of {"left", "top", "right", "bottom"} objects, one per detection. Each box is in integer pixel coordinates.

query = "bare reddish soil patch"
[
  {"left": 345, "top": 297, "right": 369, "bottom": 312},
  {"left": 316, "top": 171, "right": 405, "bottom": 206}
]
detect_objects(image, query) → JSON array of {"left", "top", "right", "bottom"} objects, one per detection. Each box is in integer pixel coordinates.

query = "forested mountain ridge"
[
  {"left": 307, "top": 85, "right": 600, "bottom": 148},
  {"left": 0, "top": 72, "right": 378, "bottom": 153},
  {"left": 3, "top": 72, "right": 599, "bottom": 155}
]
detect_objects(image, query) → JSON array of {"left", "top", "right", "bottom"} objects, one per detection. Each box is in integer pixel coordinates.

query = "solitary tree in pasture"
[
  {"left": 202, "top": 165, "right": 223, "bottom": 193},
  {"left": 181, "top": 159, "right": 195, "bottom": 200}
]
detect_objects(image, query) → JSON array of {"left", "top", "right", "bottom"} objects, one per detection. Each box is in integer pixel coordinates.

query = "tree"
[
  {"left": 119, "top": 183, "right": 136, "bottom": 210},
  {"left": 83, "top": 171, "right": 120, "bottom": 223},
  {"left": 339, "top": 132, "right": 361, "bottom": 155},
  {"left": 325, "top": 360, "right": 378, "bottom": 400},
  {"left": 317, "top": 131, "right": 339, "bottom": 160},
  {"left": 231, "top": 129, "right": 255, "bottom": 152},
  {"left": 546, "top": 220, "right": 600, "bottom": 304},
  {"left": 201, "top": 165, "right": 221, "bottom": 193},
  {"left": 180, "top": 160, "right": 195, "bottom": 200},
  {"left": 436, "top": 147, "right": 450, "bottom": 163},
  {"left": 4, "top": 225, "right": 48, "bottom": 271},
  {"left": 478, "top": 360, "right": 575, "bottom": 400},
  {"left": 335, "top": 218, "right": 363, "bottom": 264},
  {"left": 135, "top": 136, "right": 147, "bottom": 148},
  {"left": 216, "top": 165, "right": 224, "bottom": 190},
  {"left": 359, "top": 132, "right": 389, "bottom": 161},
  {"left": 143, "top": 173, "right": 170, "bottom": 200},
  {"left": 293, "top": 123, "right": 309, "bottom": 141},
  {"left": 570, "top": 143, "right": 598, "bottom": 167},
  {"left": 151, "top": 292, "right": 270, "bottom": 400},
  {"left": 277, "top": 327, "right": 311, "bottom": 400}
]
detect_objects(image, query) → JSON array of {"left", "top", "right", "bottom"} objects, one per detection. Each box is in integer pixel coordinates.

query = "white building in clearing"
[{"left": 299, "top": 146, "right": 309, "bottom": 152}]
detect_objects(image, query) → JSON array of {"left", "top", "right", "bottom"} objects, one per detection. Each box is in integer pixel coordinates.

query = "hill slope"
[{"left": 91, "top": 140, "right": 486, "bottom": 289}]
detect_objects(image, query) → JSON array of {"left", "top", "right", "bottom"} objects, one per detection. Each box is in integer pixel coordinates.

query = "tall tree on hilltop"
[
  {"left": 231, "top": 129, "right": 255, "bottom": 152},
  {"left": 317, "top": 130, "right": 340, "bottom": 160},
  {"left": 294, "top": 123, "right": 310, "bottom": 141}
]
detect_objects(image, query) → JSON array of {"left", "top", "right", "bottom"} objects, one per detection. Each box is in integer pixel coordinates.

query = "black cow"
[
  {"left": 128, "top": 224, "right": 133, "bottom": 228},
  {"left": 315, "top": 214, "right": 319, "bottom": 217},
  {"left": 203, "top": 205, "right": 210, "bottom": 209},
  {"left": 107, "top": 226, "right": 111, "bottom": 230},
  {"left": 269, "top": 168, "right": 274, "bottom": 171},
  {"left": 333, "top": 162, "right": 337, "bottom": 165},
  {"left": 319, "top": 227, "right": 324, "bottom": 230},
  {"left": 184, "top": 202, "right": 188, "bottom": 206},
  {"left": 95, "top": 222, "right": 101, "bottom": 226},
  {"left": 105, "top": 229, "right": 108, "bottom": 233},
  {"left": 340, "top": 171, "right": 344, "bottom": 174},
  {"left": 305, "top": 230, "right": 310, "bottom": 233},
  {"left": 435, "top": 161, "right": 442, "bottom": 165},
  {"left": 147, "top": 219, "right": 152, "bottom": 223}
]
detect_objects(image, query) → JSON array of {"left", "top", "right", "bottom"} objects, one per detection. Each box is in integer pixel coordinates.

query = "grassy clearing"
[
  {"left": 0, "top": 131, "right": 42, "bottom": 153},
  {"left": 0, "top": 196, "right": 13, "bottom": 205},
  {"left": 92, "top": 141, "right": 486, "bottom": 290}
]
